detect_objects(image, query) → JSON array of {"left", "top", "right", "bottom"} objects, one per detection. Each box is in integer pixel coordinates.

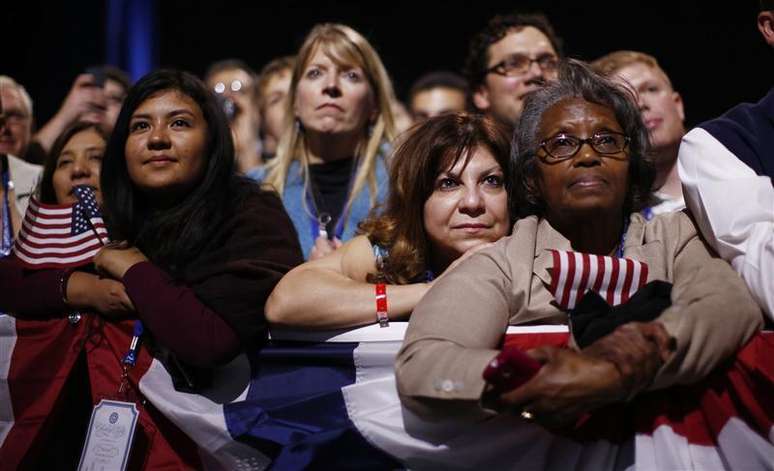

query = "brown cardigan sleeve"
[
  {"left": 395, "top": 241, "right": 516, "bottom": 420},
  {"left": 649, "top": 212, "right": 763, "bottom": 389}
]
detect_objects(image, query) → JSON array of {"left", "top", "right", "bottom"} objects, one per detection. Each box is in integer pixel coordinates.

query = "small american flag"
[
  {"left": 548, "top": 249, "right": 649, "bottom": 310},
  {"left": 12, "top": 186, "right": 108, "bottom": 269}
]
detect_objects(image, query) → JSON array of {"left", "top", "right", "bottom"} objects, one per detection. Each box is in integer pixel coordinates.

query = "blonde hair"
[
  {"left": 591, "top": 50, "right": 674, "bottom": 90},
  {"left": 264, "top": 23, "right": 397, "bottom": 216},
  {"left": 256, "top": 55, "right": 296, "bottom": 111}
]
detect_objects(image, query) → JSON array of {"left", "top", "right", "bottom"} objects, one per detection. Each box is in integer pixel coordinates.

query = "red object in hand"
[{"left": 483, "top": 346, "right": 543, "bottom": 393}]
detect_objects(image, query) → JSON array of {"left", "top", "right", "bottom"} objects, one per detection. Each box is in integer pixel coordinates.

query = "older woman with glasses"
[{"left": 395, "top": 59, "right": 762, "bottom": 427}]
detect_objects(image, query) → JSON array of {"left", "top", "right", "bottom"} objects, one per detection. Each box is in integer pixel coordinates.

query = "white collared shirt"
[{"left": 678, "top": 127, "right": 774, "bottom": 320}]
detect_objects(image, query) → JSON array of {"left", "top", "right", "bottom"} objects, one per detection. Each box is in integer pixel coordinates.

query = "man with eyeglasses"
[
  {"left": 0, "top": 76, "right": 42, "bottom": 253},
  {"left": 677, "top": 0, "right": 774, "bottom": 321},
  {"left": 592, "top": 51, "right": 686, "bottom": 218},
  {"left": 464, "top": 12, "right": 563, "bottom": 129},
  {"left": 0, "top": 76, "right": 33, "bottom": 161}
]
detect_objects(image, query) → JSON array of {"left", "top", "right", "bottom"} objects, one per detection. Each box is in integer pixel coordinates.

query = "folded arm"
[
  {"left": 651, "top": 212, "right": 763, "bottom": 389},
  {"left": 395, "top": 249, "right": 511, "bottom": 420},
  {"left": 123, "top": 261, "right": 241, "bottom": 368},
  {"left": 266, "top": 235, "right": 430, "bottom": 329},
  {"left": 0, "top": 256, "right": 132, "bottom": 318}
]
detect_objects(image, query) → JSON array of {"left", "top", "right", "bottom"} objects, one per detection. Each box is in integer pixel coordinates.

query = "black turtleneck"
[{"left": 308, "top": 157, "right": 355, "bottom": 236}]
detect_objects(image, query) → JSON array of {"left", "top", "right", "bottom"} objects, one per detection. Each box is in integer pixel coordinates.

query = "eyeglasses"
[
  {"left": 539, "top": 132, "right": 630, "bottom": 162},
  {"left": 0, "top": 110, "right": 29, "bottom": 127},
  {"left": 486, "top": 53, "right": 559, "bottom": 77},
  {"left": 213, "top": 80, "right": 247, "bottom": 94}
]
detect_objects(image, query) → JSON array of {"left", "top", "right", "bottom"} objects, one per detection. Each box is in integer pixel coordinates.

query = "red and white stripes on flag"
[
  {"left": 548, "top": 249, "right": 649, "bottom": 310},
  {"left": 11, "top": 196, "right": 108, "bottom": 269},
  {"left": 2, "top": 320, "right": 772, "bottom": 469}
]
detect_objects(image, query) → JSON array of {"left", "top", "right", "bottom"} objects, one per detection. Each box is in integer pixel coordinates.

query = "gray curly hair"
[{"left": 512, "top": 58, "right": 655, "bottom": 218}]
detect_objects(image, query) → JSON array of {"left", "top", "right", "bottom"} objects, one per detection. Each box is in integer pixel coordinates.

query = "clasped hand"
[
  {"left": 74, "top": 242, "right": 148, "bottom": 318},
  {"left": 491, "top": 321, "right": 673, "bottom": 429},
  {"left": 68, "top": 271, "right": 135, "bottom": 318},
  {"left": 94, "top": 241, "right": 149, "bottom": 280}
]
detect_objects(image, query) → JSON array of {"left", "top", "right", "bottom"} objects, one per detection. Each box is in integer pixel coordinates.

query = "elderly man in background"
[{"left": 0, "top": 76, "right": 42, "bottom": 254}]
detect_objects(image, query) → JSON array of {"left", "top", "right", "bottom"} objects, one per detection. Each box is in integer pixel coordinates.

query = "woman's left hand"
[
  {"left": 496, "top": 346, "right": 626, "bottom": 429},
  {"left": 94, "top": 242, "right": 149, "bottom": 279}
]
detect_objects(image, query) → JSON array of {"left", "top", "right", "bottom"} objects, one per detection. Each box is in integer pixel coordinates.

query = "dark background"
[{"left": 4, "top": 1, "right": 772, "bottom": 130}]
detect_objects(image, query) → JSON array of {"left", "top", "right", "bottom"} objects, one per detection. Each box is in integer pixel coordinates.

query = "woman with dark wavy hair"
[
  {"left": 0, "top": 71, "right": 304, "bottom": 468},
  {"left": 397, "top": 59, "right": 762, "bottom": 427},
  {"left": 266, "top": 112, "right": 512, "bottom": 329},
  {"left": 97, "top": 69, "right": 303, "bottom": 369}
]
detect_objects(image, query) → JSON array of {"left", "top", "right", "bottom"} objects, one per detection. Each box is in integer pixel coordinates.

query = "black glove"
[{"left": 569, "top": 280, "right": 672, "bottom": 348}]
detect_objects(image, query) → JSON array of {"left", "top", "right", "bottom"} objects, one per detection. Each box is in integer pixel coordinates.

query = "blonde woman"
[{"left": 256, "top": 23, "right": 397, "bottom": 260}]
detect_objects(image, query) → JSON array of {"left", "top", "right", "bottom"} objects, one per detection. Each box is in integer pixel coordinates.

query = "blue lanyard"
[
  {"left": 616, "top": 219, "right": 630, "bottom": 258},
  {"left": 1, "top": 168, "right": 12, "bottom": 257},
  {"left": 117, "top": 320, "right": 144, "bottom": 397},
  {"left": 122, "top": 321, "right": 144, "bottom": 367}
]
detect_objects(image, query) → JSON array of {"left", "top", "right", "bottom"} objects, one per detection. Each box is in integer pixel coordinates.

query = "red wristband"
[{"left": 375, "top": 283, "right": 389, "bottom": 328}]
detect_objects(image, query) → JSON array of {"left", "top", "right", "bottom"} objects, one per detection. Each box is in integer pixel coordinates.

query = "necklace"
[
  {"left": 304, "top": 157, "right": 358, "bottom": 241},
  {"left": 1, "top": 156, "right": 13, "bottom": 257}
]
